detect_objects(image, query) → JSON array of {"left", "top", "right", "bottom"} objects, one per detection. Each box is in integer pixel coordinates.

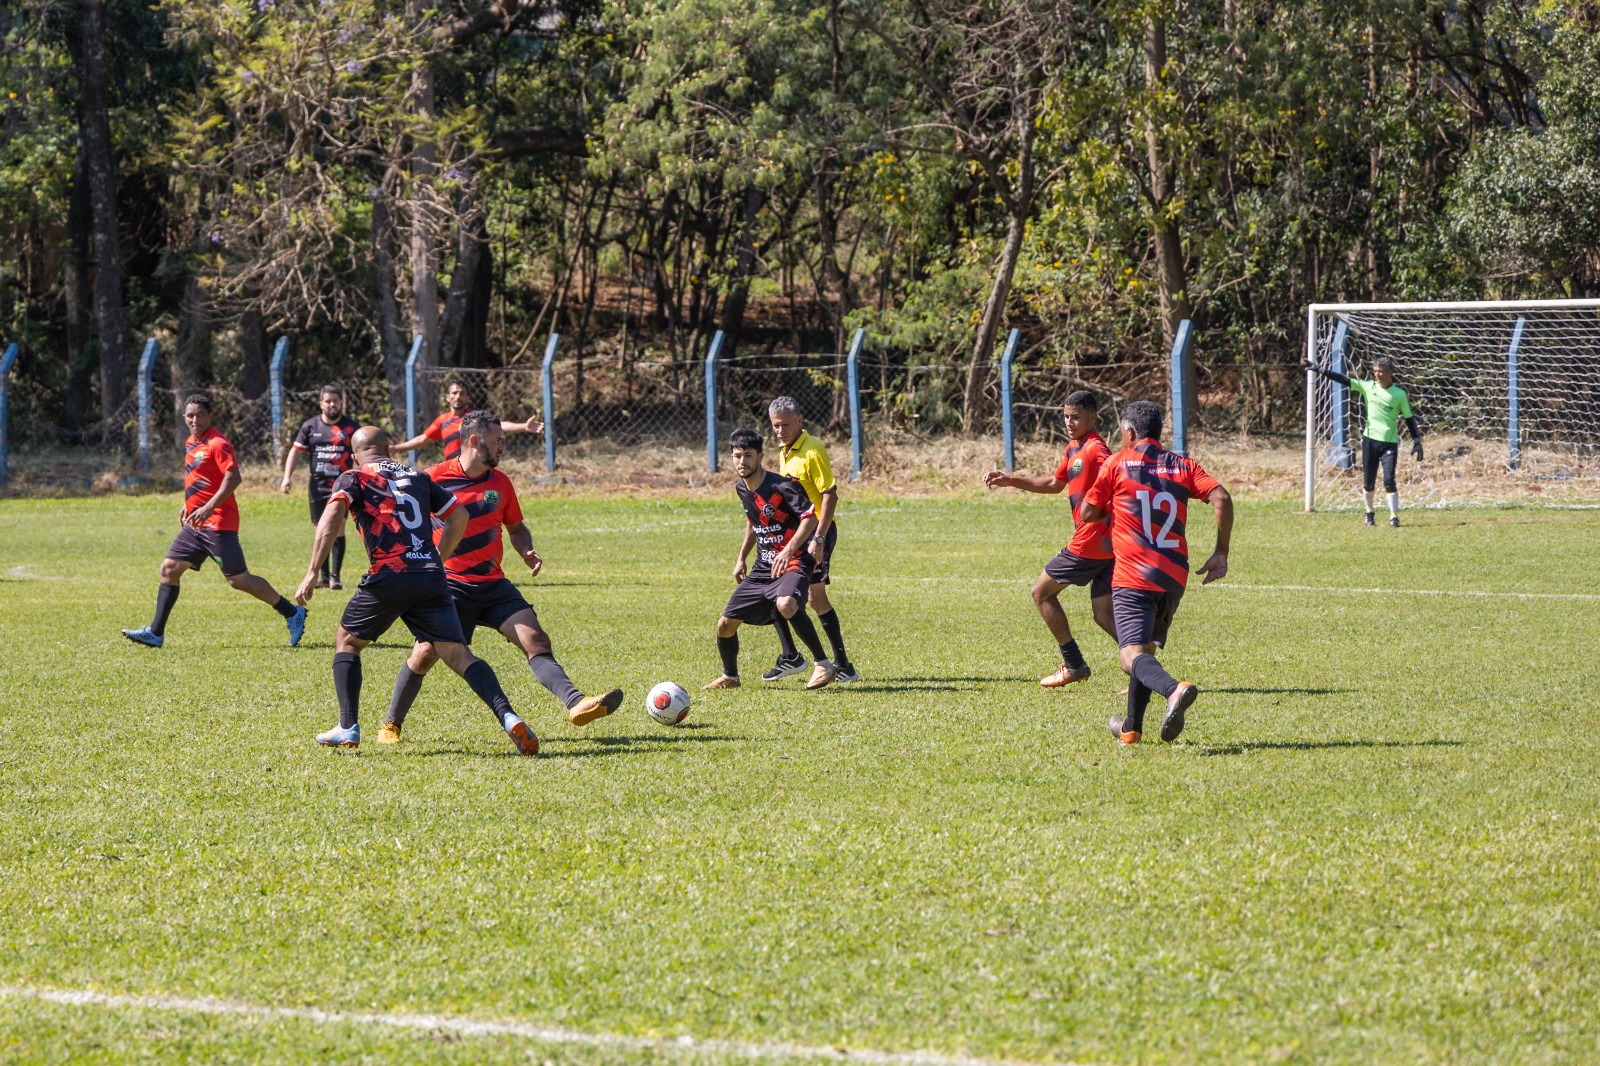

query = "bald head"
[{"left": 351, "top": 425, "right": 390, "bottom": 463}]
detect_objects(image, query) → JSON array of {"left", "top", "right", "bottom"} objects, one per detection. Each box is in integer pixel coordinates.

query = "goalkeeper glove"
[{"left": 1411, "top": 440, "right": 1424, "bottom": 461}]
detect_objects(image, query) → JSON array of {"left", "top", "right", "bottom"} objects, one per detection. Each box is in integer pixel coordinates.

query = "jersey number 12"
[{"left": 1137, "top": 490, "right": 1180, "bottom": 548}]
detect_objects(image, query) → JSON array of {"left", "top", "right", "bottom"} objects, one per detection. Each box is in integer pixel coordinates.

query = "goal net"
[{"left": 1304, "top": 300, "right": 1600, "bottom": 509}]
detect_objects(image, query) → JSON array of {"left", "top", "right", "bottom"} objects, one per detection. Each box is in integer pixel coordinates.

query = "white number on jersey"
[{"left": 1136, "top": 489, "right": 1180, "bottom": 548}]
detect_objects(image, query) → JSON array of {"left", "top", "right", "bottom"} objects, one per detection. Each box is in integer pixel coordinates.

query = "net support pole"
[
  {"left": 541, "top": 333, "right": 560, "bottom": 473},
  {"left": 846, "top": 328, "right": 865, "bottom": 481},
  {"left": 136, "top": 339, "right": 158, "bottom": 473},
  {"left": 404, "top": 335, "right": 424, "bottom": 466},
  {"left": 999, "top": 328, "right": 1019, "bottom": 472},
  {"left": 704, "top": 330, "right": 724, "bottom": 475},
  {"left": 1328, "top": 321, "right": 1350, "bottom": 469},
  {"left": 1508, "top": 316, "right": 1525, "bottom": 470},
  {"left": 1304, "top": 307, "right": 1318, "bottom": 512},
  {"left": 0, "top": 343, "right": 19, "bottom": 484},
  {"left": 268, "top": 336, "right": 289, "bottom": 463},
  {"left": 1169, "top": 319, "right": 1193, "bottom": 456}
]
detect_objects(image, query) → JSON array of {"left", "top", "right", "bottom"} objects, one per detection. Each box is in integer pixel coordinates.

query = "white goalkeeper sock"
[
  {"left": 1363, "top": 491, "right": 1376, "bottom": 513},
  {"left": 1386, "top": 492, "right": 1399, "bottom": 516}
]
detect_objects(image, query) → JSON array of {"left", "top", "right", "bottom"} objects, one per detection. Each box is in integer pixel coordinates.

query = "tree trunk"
[
  {"left": 63, "top": 152, "right": 94, "bottom": 430},
  {"left": 238, "top": 307, "right": 269, "bottom": 399},
  {"left": 171, "top": 272, "right": 212, "bottom": 449},
  {"left": 408, "top": 0, "right": 440, "bottom": 371},
  {"left": 81, "top": 0, "right": 129, "bottom": 426},
  {"left": 438, "top": 183, "right": 487, "bottom": 368},
  {"left": 717, "top": 183, "right": 767, "bottom": 359},
  {"left": 1144, "top": 18, "right": 1193, "bottom": 424},
  {"left": 374, "top": 187, "right": 413, "bottom": 427}
]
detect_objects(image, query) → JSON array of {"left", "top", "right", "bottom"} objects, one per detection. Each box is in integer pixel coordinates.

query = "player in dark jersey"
[
  {"left": 377, "top": 410, "right": 623, "bottom": 742},
  {"left": 389, "top": 379, "right": 543, "bottom": 462},
  {"left": 1081, "top": 400, "right": 1232, "bottom": 745},
  {"left": 704, "top": 428, "right": 837, "bottom": 691},
  {"left": 121, "top": 394, "right": 307, "bottom": 649},
  {"left": 279, "top": 385, "right": 360, "bottom": 588},
  {"left": 984, "top": 390, "right": 1117, "bottom": 686},
  {"left": 295, "top": 426, "right": 537, "bottom": 755}
]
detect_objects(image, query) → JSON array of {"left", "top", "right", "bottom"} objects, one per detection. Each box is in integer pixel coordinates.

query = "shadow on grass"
[
  {"left": 1205, "top": 687, "right": 1355, "bottom": 696},
  {"left": 411, "top": 725, "right": 739, "bottom": 760},
  {"left": 1197, "top": 738, "right": 1463, "bottom": 757}
]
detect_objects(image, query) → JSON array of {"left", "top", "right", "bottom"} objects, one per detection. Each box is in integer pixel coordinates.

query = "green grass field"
[{"left": 1, "top": 487, "right": 1597, "bottom": 1064}]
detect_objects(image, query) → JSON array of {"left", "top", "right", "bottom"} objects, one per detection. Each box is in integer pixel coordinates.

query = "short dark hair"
[
  {"left": 183, "top": 394, "right": 212, "bottom": 412},
  {"left": 729, "top": 427, "right": 764, "bottom": 452},
  {"left": 445, "top": 378, "right": 467, "bottom": 391},
  {"left": 458, "top": 409, "right": 497, "bottom": 443},
  {"left": 319, "top": 384, "right": 341, "bottom": 399},
  {"left": 1064, "top": 390, "right": 1098, "bottom": 412},
  {"left": 1373, "top": 356, "right": 1395, "bottom": 372},
  {"left": 1121, "top": 399, "right": 1162, "bottom": 442}
]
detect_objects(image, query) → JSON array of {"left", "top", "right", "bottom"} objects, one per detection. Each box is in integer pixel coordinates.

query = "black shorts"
[
  {"left": 449, "top": 576, "right": 534, "bottom": 642},
  {"left": 1111, "top": 586, "right": 1184, "bottom": 649},
  {"left": 1043, "top": 548, "right": 1113, "bottom": 599},
  {"left": 341, "top": 570, "right": 467, "bottom": 645},
  {"left": 810, "top": 523, "right": 839, "bottom": 585},
  {"left": 723, "top": 564, "right": 812, "bottom": 626},
  {"left": 1361, "top": 437, "right": 1400, "bottom": 493},
  {"left": 166, "top": 527, "right": 248, "bottom": 577}
]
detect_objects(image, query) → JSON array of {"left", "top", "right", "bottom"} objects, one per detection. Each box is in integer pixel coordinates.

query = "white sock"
[
  {"left": 1386, "top": 492, "right": 1399, "bottom": 516},
  {"left": 1363, "top": 491, "right": 1375, "bottom": 513}
]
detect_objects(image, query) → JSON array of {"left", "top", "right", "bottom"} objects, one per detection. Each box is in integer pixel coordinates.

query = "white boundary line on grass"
[
  {"left": 893, "top": 575, "right": 1600, "bottom": 601},
  {"left": 0, "top": 985, "right": 1077, "bottom": 1066}
]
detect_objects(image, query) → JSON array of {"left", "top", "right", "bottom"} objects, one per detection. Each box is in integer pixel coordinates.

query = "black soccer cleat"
[
  {"left": 1364, "top": 512, "right": 1376, "bottom": 526},
  {"left": 1161, "top": 682, "right": 1199, "bottom": 742},
  {"left": 761, "top": 653, "right": 808, "bottom": 682},
  {"left": 1390, "top": 515, "right": 1400, "bottom": 528}
]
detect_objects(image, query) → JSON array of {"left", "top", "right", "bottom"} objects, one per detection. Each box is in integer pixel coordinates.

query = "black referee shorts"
[
  {"left": 341, "top": 571, "right": 467, "bottom": 646},
  {"left": 810, "top": 523, "right": 839, "bottom": 584}
]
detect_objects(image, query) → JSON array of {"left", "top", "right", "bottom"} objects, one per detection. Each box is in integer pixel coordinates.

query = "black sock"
[
  {"left": 331, "top": 536, "right": 346, "bottom": 579},
  {"left": 1125, "top": 678, "right": 1153, "bottom": 734},
  {"left": 1059, "top": 640, "right": 1086, "bottom": 670},
  {"left": 772, "top": 614, "right": 799, "bottom": 660},
  {"left": 271, "top": 595, "right": 296, "bottom": 619},
  {"left": 150, "top": 583, "right": 180, "bottom": 635},
  {"left": 1130, "top": 653, "right": 1179, "bottom": 698},
  {"left": 717, "top": 633, "right": 740, "bottom": 677},
  {"left": 462, "top": 659, "right": 516, "bottom": 728},
  {"left": 386, "top": 664, "right": 424, "bottom": 729},
  {"left": 817, "top": 608, "right": 848, "bottom": 665},
  {"left": 333, "top": 651, "right": 362, "bottom": 729},
  {"left": 787, "top": 610, "right": 828, "bottom": 662},
  {"left": 529, "top": 651, "right": 583, "bottom": 709}
]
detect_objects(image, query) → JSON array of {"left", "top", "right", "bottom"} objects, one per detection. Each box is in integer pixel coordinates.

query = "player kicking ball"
[
  {"left": 379, "top": 410, "right": 622, "bottom": 742},
  {"left": 1303, "top": 354, "right": 1423, "bottom": 526},
  {"left": 121, "top": 394, "right": 306, "bottom": 649},
  {"left": 704, "top": 428, "right": 837, "bottom": 691},
  {"left": 984, "top": 389, "right": 1116, "bottom": 686},
  {"left": 1079, "top": 401, "right": 1232, "bottom": 745},
  {"left": 296, "top": 426, "right": 537, "bottom": 755}
]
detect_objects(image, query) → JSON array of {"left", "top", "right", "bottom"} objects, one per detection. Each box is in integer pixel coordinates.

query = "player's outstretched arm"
[
  {"left": 507, "top": 521, "right": 542, "bottom": 577},
  {"left": 389, "top": 433, "right": 429, "bottom": 456},
  {"left": 1302, "top": 357, "right": 1351, "bottom": 387},
  {"left": 985, "top": 470, "right": 1066, "bottom": 494},
  {"left": 297, "top": 497, "right": 349, "bottom": 604},
  {"left": 502, "top": 418, "right": 544, "bottom": 436},
  {"left": 1195, "top": 485, "right": 1233, "bottom": 585}
]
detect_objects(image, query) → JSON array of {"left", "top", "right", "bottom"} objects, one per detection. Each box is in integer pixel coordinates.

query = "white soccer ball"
[{"left": 645, "top": 681, "right": 691, "bottom": 727}]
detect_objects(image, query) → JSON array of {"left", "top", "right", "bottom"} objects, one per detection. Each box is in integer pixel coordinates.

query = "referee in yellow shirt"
[{"left": 765, "top": 397, "right": 860, "bottom": 682}]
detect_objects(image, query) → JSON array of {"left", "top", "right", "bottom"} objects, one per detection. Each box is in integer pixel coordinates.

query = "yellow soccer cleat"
[
  {"left": 569, "top": 688, "right": 624, "bottom": 727},
  {"left": 377, "top": 721, "right": 403, "bottom": 745}
]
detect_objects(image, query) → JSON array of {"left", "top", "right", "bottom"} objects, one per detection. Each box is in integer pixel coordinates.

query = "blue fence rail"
[{"left": 0, "top": 342, "right": 19, "bottom": 483}]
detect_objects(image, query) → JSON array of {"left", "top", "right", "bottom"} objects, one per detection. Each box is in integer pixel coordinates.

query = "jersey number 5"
[
  {"left": 394, "top": 493, "right": 425, "bottom": 530},
  {"left": 1137, "top": 490, "right": 1180, "bottom": 548}
]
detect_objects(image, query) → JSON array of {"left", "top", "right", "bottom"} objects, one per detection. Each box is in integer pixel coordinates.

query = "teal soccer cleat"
[
  {"left": 315, "top": 723, "right": 360, "bottom": 747},
  {"left": 286, "top": 606, "right": 307, "bottom": 647}
]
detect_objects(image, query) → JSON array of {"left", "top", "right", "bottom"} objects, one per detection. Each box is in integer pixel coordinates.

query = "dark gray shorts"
[
  {"left": 166, "top": 527, "right": 248, "bottom": 577},
  {"left": 341, "top": 571, "right": 467, "bottom": 646},
  {"left": 1111, "top": 586, "right": 1184, "bottom": 649},
  {"left": 1043, "top": 549, "right": 1113, "bottom": 600},
  {"left": 723, "top": 565, "right": 812, "bottom": 626}
]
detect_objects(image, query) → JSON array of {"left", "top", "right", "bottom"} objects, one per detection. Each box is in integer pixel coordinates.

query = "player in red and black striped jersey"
[
  {"left": 984, "top": 390, "right": 1117, "bottom": 687},
  {"left": 389, "top": 379, "right": 543, "bottom": 461},
  {"left": 121, "top": 394, "right": 306, "bottom": 649},
  {"left": 295, "top": 426, "right": 539, "bottom": 755},
  {"left": 1081, "top": 400, "right": 1233, "bottom": 745},
  {"left": 377, "top": 410, "right": 622, "bottom": 742},
  {"left": 704, "top": 428, "right": 837, "bottom": 691},
  {"left": 279, "top": 385, "right": 360, "bottom": 588}
]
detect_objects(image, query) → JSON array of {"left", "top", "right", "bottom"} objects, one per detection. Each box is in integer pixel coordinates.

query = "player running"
[
  {"left": 378, "top": 410, "right": 622, "bottom": 742},
  {"left": 704, "top": 428, "right": 837, "bottom": 691},
  {"left": 983, "top": 390, "right": 1116, "bottom": 686},
  {"left": 762, "top": 397, "right": 860, "bottom": 683},
  {"left": 121, "top": 394, "right": 307, "bottom": 649},
  {"left": 389, "top": 379, "right": 543, "bottom": 461},
  {"left": 1303, "top": 354, "right": 1423, "bottom": 526},
  {"left": 296, "top": 426, "right": 537, "bottom": 754},
  {"left": 279, "top": 385, "right": 360, "bottom": 589},
  {"left": 1080, "top": 400, "right": 1232, "bottom": 745}
]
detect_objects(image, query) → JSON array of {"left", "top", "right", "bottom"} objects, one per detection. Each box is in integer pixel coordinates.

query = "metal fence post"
[
  {"left": 846, "top": 328, "right": 865, "bottom": 481},
  {"left": 136, "top": 339, "right": 159, "bottom": 472},
  {"left": 404, "top": 335, "right": 424, "bottom": 465},
  {"left": 1304, "top": 308, "right": 1318, "bottom": 512},
  {"left": 999, "top": 328, "right": 1019, "bottom": 472},
  {"left": 1328, "top": 321, "right": 1350, "bottom": 469},
  {"left": 269, "top": 336, "right": 289, "bottom": 461},
  {"left": 1169, "top": 319, "right": 1193, "bottom": 456},
  {"left": 1508, "top": 316, "right": 1526, "bottom": 470},
  {"left": 704, "top": 330, "right": 725, "bottom": 475},
  {"left": 0, "top": 343, "right": 19, "bottom": 484},
  {"left": 541, "top": 333, "right": 560, "bottom": 473}
]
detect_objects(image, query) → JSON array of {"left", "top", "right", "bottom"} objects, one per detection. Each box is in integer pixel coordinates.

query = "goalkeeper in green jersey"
[{"left": 1303, "top": 354, "right": 1423, "bottom": 526}]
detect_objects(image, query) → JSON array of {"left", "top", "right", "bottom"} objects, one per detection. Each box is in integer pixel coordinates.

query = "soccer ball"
[{"left": 645, "top": 681, "right": 690, "bottom": 727}]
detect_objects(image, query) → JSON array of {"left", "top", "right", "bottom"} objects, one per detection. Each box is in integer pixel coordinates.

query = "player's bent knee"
[
  {"left": 716, "top": 616, "right": 739, "bottom": 637},
  {"left": 775, "top": 596, "right": 800, "bottom": 618}
]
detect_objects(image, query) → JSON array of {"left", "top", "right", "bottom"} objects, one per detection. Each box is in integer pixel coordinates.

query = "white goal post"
[{"left": 1304, "top": 299, "right": 1600, "bottom": 510}]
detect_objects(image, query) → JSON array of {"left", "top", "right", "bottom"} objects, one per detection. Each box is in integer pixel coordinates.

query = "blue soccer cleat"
[
  {"left": 121, "top": 626, "right": 164, "bottom": 648},
  {"left": 315, "top": 723, "right": 360, "bottom": 747},
  {"left": 286, "top": 605, "right": 307, "bottom": 647}
]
